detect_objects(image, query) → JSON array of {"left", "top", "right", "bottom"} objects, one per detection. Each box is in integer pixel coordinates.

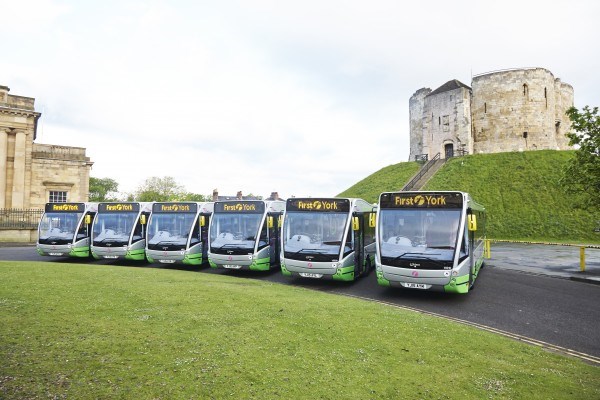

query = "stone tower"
[
  {"left": 408, "top": 68, "right": 574, "bottom": 160},
  {"left": 409, "top": 80, "right": 472, "bottom": 161},
  {"left": 471, "top": 68, "right": 574, "bottom": 153}
]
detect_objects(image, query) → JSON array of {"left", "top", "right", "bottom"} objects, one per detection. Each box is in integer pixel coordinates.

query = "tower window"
[
  {"left": 484, "top": 102, "right": 487, "bottom": 113},
  {"left": 523, "top": 84, "right": 529, "bottom": 99},
  {"left": 523, "top": 132, "right": 528, "bottom": 139}
]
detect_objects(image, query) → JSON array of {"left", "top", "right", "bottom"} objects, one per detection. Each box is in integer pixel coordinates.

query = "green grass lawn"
[
  {"left": 339, "top": 150, "right": 600, "bottom": 244},
  {"left": 1, "top": 261, "right": 599, "bottom": 399}
]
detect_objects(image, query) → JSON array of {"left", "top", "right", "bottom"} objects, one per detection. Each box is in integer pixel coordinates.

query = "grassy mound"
[{"left": 339, "top": 150, "right": 599, "bottom": 243}]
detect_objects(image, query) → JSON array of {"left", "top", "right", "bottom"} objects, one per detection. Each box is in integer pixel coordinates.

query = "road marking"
[{"left": 337, "top": 292, "right": 600, "bottom": 366}]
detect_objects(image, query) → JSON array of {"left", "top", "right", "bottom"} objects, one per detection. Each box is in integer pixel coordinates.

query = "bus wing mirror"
[
  {"left": 468, "top": 215, "right": 477, "bottom": 231},
  {"left": 352, "top": 216, "right": 359, "bottom": 231},
  {"left": 200, "top": 216, "right": 206, "bottom": 227},
  {"left": 369, "top": 213, "right": 376, "bottom": 228},
  {"left": 140, "top": 215, "right": 146, "bottom": 225},
  {"left": 85, "top": 215, "right": 91, "bottom": 225},
  {"left": 268, "top": 216, "right": 274, "bottom": 229}
]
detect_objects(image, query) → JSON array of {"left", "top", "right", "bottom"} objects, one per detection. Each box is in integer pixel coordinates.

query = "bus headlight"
[
  {"left": 180, "top": 251, "right": 185, "bottom": 255},
  {"left": 67, "top": 244, "right": 72, "bottom": 249},
  {"left": 331, "top": 263, "right": 338, "bottom": 269},
  {"left": 248, "top": 255, "right": 253, "bottom": 260}
]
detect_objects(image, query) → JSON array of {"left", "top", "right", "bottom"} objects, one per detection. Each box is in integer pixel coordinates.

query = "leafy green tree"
[
  {"left": 132, "top": 176, "right": 187, "bottom": 202},
  {"left": 179, "top": 192, "right": 211, "bottom": 202},
  {"left": 89, "top": 177, "right": 120, "bottom": 202},
  {"left": 562, "top": 106, "right": 600, "bottom": 207}
]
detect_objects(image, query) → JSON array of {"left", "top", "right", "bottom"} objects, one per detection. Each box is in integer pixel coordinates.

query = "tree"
[
  {"left": 131, "top": 176, "right": 187, "bottom": 202},
  {"left": 89, "top": 177, "right": 120, "bottom": 202},
  {"left": 562, "top": 105, "right": 600, "bottom": 207}
]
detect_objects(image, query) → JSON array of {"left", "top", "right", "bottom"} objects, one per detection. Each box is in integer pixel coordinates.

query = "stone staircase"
[{"left": 401, "top": 153, "right": 446, "bottom": 191}]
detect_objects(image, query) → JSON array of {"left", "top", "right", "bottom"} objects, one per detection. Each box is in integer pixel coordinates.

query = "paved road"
[{"left": 1, "top": 243, "right": 599, "bottom": 359}]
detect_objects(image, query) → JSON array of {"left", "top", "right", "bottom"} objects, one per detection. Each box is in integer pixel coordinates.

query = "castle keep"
[{"left": 409, "top": 68, "right": 574, "bottom": 161}]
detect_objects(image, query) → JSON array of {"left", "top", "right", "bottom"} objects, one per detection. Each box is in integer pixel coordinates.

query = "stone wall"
[
  {"left": 409, "top": 67, "right": 574, "bottom": 160},
  {"left": 408, "top": 88, "right": 431, "bottom": 160},
  {"left": 422, "top": 86, "right": 471, "bottom": 159},
  {"left": 471, "top": 68, "right": 573, "bottom": 153},
  {"left": 0, "top": 84, "right": 93, "bottom": 241}
]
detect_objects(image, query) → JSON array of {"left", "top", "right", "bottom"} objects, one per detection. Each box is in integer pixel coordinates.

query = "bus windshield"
[
  {"left": 283, "top": 212, "right": 349, "bottom": 260},
  {"left": 38, "top": 212, "right": 83, "bottom": 244},
  {"left": 147, "top": 213, "right": 196, "bottom": 250},
  {"left": 209, "top": 213, "right": 263, "bottom": 253},
  {"left": 93, "top": 212, "right": 138, "bottom": 246},
  {"left": 378, "top": 208, "right": 462, "bottom": 266}
]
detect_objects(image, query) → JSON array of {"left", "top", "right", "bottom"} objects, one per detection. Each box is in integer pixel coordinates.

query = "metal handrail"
[{"left": 402, "top": 152, "right": 441, "bottom": 191}]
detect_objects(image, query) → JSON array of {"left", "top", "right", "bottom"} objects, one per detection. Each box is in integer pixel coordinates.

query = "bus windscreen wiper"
[{"left": 292, "top": 248, "right": 327, "bottom": 255}]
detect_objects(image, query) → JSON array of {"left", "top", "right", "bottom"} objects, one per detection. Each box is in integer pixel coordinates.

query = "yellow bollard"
[
  {"left": 484, "top": 239, "right": 491, "bottom": 259},
  {"left": 580, "top": 247, "right": 586, "bottom": 272}
]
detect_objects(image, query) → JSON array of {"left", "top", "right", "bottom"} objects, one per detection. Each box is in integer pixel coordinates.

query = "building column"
[
  {"left": 11, "top": 130, "right": 26, "bottom": 208},
  {"left": 0, "top": 129, "right": 8, "bottom": 208}
]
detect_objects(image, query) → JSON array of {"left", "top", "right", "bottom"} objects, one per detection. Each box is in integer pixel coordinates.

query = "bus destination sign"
[
  {"left": 286, "top": 198, "right": 350, "bottom": 213},
  {"left": 45, "top": 203, "right": 85, "bottom": 213},
  {"left": 215, "top": 201, "right": 265, "bottom": 214},
  {"left": 152, "top": 203, "right": 198, "bottom": 213},
  {"left": 380, "top": 192, "right": 463, "bottom": 209},
  {"left": 98, "top": 203, "right": 140, "bottom": 213}
]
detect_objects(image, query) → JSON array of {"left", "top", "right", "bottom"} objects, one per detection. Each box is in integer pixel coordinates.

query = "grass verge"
[{"left": 1, "top": 261, "right": 599, "bottom": 399}]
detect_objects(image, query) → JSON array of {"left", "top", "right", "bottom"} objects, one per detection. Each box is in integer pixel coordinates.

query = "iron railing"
[
  {"left": 402, "top": 152, "right": 442, "bottom": 191},
  {"left": 0, "top": 208, "right": 43, "bottom": 229}
]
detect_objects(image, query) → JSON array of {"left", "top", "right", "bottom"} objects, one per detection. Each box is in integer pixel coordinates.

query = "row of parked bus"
[{"left": 36, "top": 191, "right": 486, "bottom": 294}]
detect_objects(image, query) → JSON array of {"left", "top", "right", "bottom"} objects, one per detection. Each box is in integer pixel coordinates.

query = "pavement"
[
  {"left": 486, "top": 241, "right": 600, "bottom": 285},
  {"left": 2, "top": 240, "right": 600, "bottom": 285}
]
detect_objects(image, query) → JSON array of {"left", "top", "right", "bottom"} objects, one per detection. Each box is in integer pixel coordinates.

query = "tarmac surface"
[
  {"left": 486, "top": 241, "right": 600, "bottom": 285},
  {"left": 3, "top": 240, "right": 599, "bottom": 283}
]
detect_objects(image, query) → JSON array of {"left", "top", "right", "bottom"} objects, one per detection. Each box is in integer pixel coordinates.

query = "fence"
[{"left": 0, "top": 208, "right": 43, "bottom": 229}]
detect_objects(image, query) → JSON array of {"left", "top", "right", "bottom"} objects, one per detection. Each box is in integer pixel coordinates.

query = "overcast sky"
[{"left": 2, "top": 0, "right": 599, "bottom": 200}]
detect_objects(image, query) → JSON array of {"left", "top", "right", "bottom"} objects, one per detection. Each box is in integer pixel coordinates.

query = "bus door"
[
  {"left": 352, "top": 213, "right": 364, "bottom": 277},
  {"left": 199, "top": 213, "right": 211, "bottom": 260},
  {"left": 267, "top": 212, "right": 281, "bottom": 266}
]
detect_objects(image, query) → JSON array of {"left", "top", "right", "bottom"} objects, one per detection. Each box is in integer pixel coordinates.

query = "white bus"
[
  {"left": 36, "top": 202, "right": 98, "bottom": 258},
  {"left": 90, "top": 202, "right": 153, "bottom": 261},
  {"left": 208, "top": 200, "right": 285, "bottom": 271},
  {"left": 145, "top": 202, "right": 214, "bottom": 266},
  {"left": 280, "top": 198, "right": 376, "bottom": 281},
  {"left": 375, "top": 191, "right": 486, "bottom": 293}
]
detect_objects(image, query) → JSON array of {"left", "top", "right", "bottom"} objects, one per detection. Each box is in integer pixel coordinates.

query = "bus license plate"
[
  {"left": 103, "top": 256, "right": 119, "bottom": 259},
  {"left": 48, "top": 253, "right": 64, "bottom": 256},
  {"left": 158, "top": 259, "right": 176, "bottom": 264},
  {"left": 223, "top": 264, "right": 243, "bottom": 269},
  {"left": 402, "top": 282, "right": 429, "bottom": 289},
  {"left": 299, "top": 273, "right": 323, "bottom": 279}
]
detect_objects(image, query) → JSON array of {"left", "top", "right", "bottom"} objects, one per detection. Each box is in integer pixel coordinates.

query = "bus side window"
[
  {"left": 258, "top": 220, "right": 268, "bottom": 249},
  {"left": 190, "top": 218, "right": 200, "bottom": 245}
]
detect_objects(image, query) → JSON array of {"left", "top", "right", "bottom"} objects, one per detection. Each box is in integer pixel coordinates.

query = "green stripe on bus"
[
  {"left": 250, "top": 257, "right": 270, "bottom": 271},
  {"left": 444, "top": 274, "right": 470, "bottom": 293},
  {"left": 183, "top": 253, "right": 203, "bottom": 265},
  {"left": 332, "top": 265, "right": 355, "bottom": 282},
  {"left": 125, "top": 249, "right": 146, "bottom": 261},
  {"left": 69, "top": 247, "right": 89, "bottom": 257}
]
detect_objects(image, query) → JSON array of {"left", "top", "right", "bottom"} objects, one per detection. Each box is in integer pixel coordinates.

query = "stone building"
[
  {"left": 0, "top": 84, "right": 93, "bottom": 241},
  {"left": 409, "top": 67, "right": 574, "bottom": 161}
]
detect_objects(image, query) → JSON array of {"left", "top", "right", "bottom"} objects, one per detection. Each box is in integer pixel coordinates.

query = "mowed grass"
[
  {"left": 1, "top": 262, "right": 599, "bottom": 399},
  {"left": 339, "top": 150, "right": 599, "bottom": 244}
]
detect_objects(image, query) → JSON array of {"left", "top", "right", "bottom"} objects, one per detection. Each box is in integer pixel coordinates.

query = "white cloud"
[{"left": 2, "top": 0, "right": 598, "bottom": 200}]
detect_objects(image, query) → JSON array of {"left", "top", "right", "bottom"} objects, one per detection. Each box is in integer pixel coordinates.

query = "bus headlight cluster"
[{"left": 331, "top": 263, "right": 338, "bottom": 269}]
